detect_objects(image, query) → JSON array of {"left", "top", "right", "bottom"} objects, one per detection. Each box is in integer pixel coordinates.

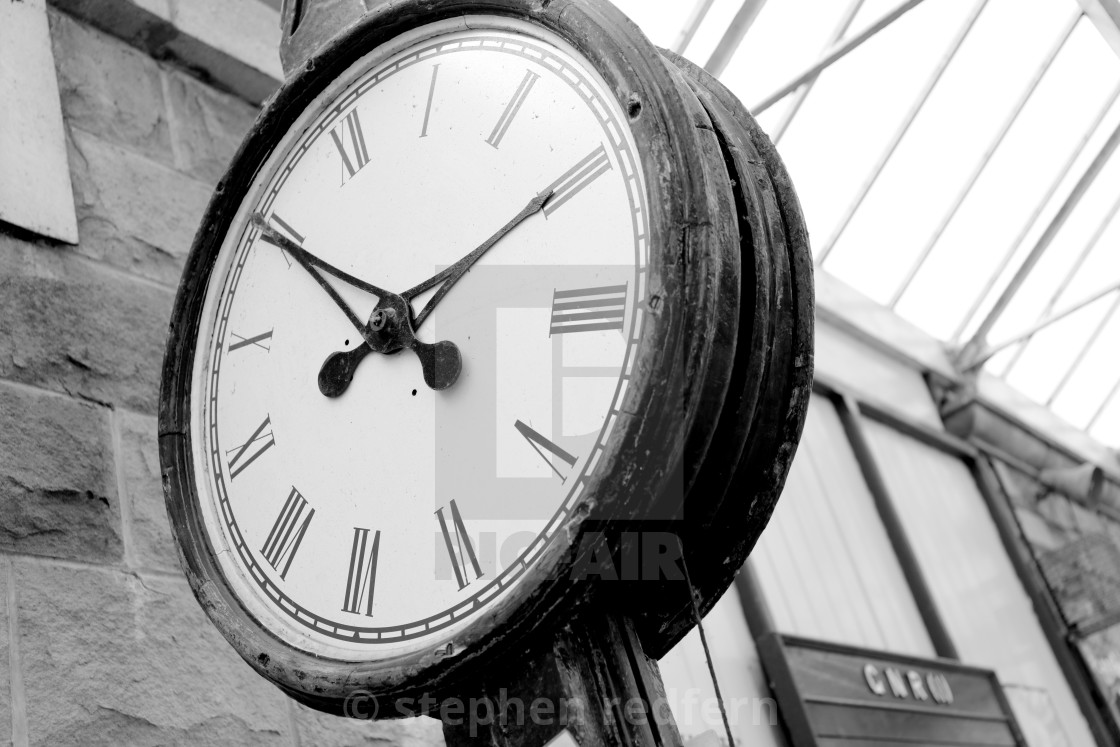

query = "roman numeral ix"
[
  {"left": 514, "top": 420, "right": 578, "bottom": 481},
  {"left": 436, "top": 500, "right": 483, "bottom": 591},
  {"left": 550, "top": 285, "right": 627, "bottom": 335},
  {"left": 486, "top": 70, "right": 539, "bottom": 148},
  {"left": 261, "top": 487, "right": 314, "bottom": 580},
  {"left": 226, "top": 415, "right": 275, "bottom": 479},
  {"left": 342, "top": 527, "right": 381, "bottom": 616},
  {"left": 543, "top": 144, "right": 612, "bottom": 217},
  {"left": 331, "top": 109, "right": 370, "bottom": 185}
]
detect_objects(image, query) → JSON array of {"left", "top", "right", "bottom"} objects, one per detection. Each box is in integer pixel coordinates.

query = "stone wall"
[{"left": 0, "top": 9, "right": 444, "bottom": 746}]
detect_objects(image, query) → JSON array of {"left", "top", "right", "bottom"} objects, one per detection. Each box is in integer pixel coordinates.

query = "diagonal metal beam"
[
  {"left": 1002, "top": 188, "right": 1120, "bottom": 374},
  {"left": 672, "top": 0, "right": 717, "bottom": 55},
  {"left": 1046, "top": 291, "right": 1120, "bottom": 406},
  {"left": 704, "top": 0, "right": 771, "bottom": 77},
  {"left": 887, "top": 11, "right": 1081, "bottom": 308},
  {"left": 751, "top": 0, "right": 929, "bottom": 115},
  {"left": 1088, "top": 372, "right": 1120, "bottom": 430},
  {"left": 958, "top": 115, "right": 1120, "bottom": 367},
  {"left": 771, "top": 0, "right": 868, "bottom": 145},
  {"left": 950, "top": 80, "right": 1120, "bottom": 343},
  {"left": 963, "top": 280, "right": 1120, "bottom": 370},
  {"left": 815, "top": 0, "right": 991, "bottom": 265}
]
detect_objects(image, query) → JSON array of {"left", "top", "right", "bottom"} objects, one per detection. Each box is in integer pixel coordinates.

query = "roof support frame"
[
  {"left": 1046, "top": 291, "right": 1120, "bottom": 407},
  {"left": 815, "top": 0, "right": 991, "bottom": 265},
  {"left": 770, "top": 0, "right": 867, "bottom": 144},
  {"left": 751, "top": 0, "right": 929, "bottom": 116},
  {"left": 887, "top": 11, "right": 1082, "bottom": 309},
  {"left": 950, "top": 80, "right": 1120, "bottom": 343},
  {"left": 962, "top": 280, "right": 1120, "bottom": 371},
  {"left": 1002, "top": 188, "right": 1120, "bottom": 374},
  {"left": 671, "top": 0, "right": 717, "bottom": 55},
  {"left": 957, "top": 115, "right": 1120, "bottom": 366},
  {"left": 704, "top": 0, "right": 771, "bottom": 77}
]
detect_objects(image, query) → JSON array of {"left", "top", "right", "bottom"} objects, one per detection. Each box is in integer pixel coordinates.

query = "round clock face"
[{"left": 190, "top": 16, "right": 650, "bottom": 659}]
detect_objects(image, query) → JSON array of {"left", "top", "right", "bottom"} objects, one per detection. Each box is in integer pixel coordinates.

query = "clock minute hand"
[{"left": 402, "top": 188, "right": 552, "bottom": 330}]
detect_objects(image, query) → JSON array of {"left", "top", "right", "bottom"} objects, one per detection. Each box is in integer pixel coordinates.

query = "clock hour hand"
[
  {"left": 252, "top": 214, "right": 462, "bottom": 393},
  {"left": 401, "top": 188, "right": 552, "bottom": 330}
]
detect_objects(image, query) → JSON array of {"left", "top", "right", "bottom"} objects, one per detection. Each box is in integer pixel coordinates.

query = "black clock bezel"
[{"left": 159, "top": 0, "right": 729, "bottom": 711}]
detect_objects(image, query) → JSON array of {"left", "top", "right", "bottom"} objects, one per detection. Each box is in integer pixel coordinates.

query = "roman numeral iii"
[
  {"left": 514, "top": 420, "right": 578, "bottom": 481},
  {"left": 549, "top": 285, "right": 627, "bottom": 335},
  {"left": 435, "top": 500, "right": 483, "bottom": 590},
  {"left": 226, "top": 415, "right": 275, "bottom": 479},
  {"left": 261, "top": 488, "right": 314, "bottom": 580},
  {"left": 331, "top": 109, "right": 370, "bottom": 185},
  {"left": 342, "top": 527, "right": 381, "bottom": 616},
  {"left": 543, "top": 144, "right": 612, "bottom": 217}
]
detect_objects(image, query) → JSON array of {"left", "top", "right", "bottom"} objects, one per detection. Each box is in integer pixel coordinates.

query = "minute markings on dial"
[
  {"left": 542, "top": 144, "right": 612, "bottom": 218},
  {"left": 226, "top": 415, "right": 275, "bottom": 479},
  {"left": 342, "top": 528, "right": 380, "bottom": 616},
  {"left": 514, "top": 420, "right": 578, "bottom": 482},
  {"left": 486, "top": 69, "right": 539, "bottom": 148},
  {"left": 331, "top": 109, "right": 371, "bottom": 185},
  {"left": 261, "top": 488, "right": 314, "bottom": 580},
  {"left": 436, "top": 500, "right": 483, "bottom": 591}
]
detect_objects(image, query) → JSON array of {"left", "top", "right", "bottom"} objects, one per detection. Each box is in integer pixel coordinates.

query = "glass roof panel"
[{"left": 608, "top": 0, "right": 1120, "bottom": 450}]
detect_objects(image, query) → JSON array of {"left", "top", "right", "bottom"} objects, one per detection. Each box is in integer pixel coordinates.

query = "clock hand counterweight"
[
  {"left": 317, "top": 188, "right": 552, "bottom": 398},
  {"left": 251, "top": 214, "right": 462, "bottom": 392}
]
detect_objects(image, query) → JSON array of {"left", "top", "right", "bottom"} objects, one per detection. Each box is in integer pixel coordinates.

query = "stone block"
[
  {"left": 0, "top": 381, "right": 121, "bottom": 563},
  {"left": 291, "top": 701, "right": 446, "bottom": 747},
  {"left": 49, "top": 9, "right": 173, "bottom": 168},
  {"left": 14, "top": 561, "right": 294, "bottom": 746},
  {"left": 119, "top": 411, "right": 178, "bottom": 573},
  {"left": 68, "top": 126, "right": 210, "bottom": 286},
  {"left": 165, "top": 68, "right": 258, "bottom": 184},
  {"left": 0, "top": 234, "right": 172, "bottom": 415}
]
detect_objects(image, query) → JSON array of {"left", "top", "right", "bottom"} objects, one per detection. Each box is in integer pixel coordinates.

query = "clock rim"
[{"left": 159, "top": 0, "right": 727, "bottom": 710}]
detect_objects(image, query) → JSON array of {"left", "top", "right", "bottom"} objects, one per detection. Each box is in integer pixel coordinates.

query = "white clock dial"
[{"left": 190, "top": 17, "right": 650, "bottom": 659}]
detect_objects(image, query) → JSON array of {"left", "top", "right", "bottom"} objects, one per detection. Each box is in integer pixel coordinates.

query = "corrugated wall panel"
[
  {"left": 753, "top": 394, "right": 936, "bottom": 657},
  {"left": 865, "top": 420, "right": 1095, "bottom": 747}
]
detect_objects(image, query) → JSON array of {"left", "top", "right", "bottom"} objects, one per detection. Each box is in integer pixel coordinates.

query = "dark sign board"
[{"left": 757, "top": 633, "right": 1027, "bottom": 746}]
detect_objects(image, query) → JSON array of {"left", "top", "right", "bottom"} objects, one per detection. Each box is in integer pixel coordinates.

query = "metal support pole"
[
  {"left": 1047, "top": 291, "right": 1120, "bottom": 406},
  {"left": 951, "top": 81, "right": 1120, "bottom": 343},
  {"left": 704, "top": 0, "right": 771, "bottom": 77},
  {"left": 964, "top": 280, "right": 1120, "bottom": 370},
  {"left": 816, "top": 0, "right": 990, "bottom": 265},
  {"left": 770, "top": 0, "right": 867, "bottom": 144},
  {"left": 959, "top": 115, "right": 1120, "bottom": 366},
  {"left": 834, "top": 393, "right": 960, "bottom": 660},
  {"left": 671, "top": 0, "right": 716, "bottom": 56},
  {"left": 887, "top": 11, "right": 1081, "bottom": 308},
  {"left": 1088, "top": 373, "right": 1120, "bottom": 430},
  {"left": 1003, "top": 189, "right": 1120, "bottom": 374},
  {"left": 751, "top": 0, "right": 929, "bottom": 115}
]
